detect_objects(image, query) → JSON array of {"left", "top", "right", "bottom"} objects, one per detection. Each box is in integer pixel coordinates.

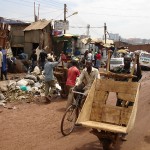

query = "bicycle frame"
[{"left": 72, "top": 90, "right": 85, "bottom": 107}]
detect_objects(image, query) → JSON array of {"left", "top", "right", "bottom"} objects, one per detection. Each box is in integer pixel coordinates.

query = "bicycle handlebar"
[{"left": 72, "top": 90, "right": 85, "bottom": 96}]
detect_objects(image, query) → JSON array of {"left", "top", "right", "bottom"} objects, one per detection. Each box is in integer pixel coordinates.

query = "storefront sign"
[{"left": 54, "top": 20, "right": 69, "bottom": 30}]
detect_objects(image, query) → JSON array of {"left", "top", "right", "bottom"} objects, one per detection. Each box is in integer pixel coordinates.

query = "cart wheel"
[
  {"left": 60, "top": 105, "right": 78, "bottom": 136},
  {"left": 101, "top": 138, "right": 112, "bottom": 150}
]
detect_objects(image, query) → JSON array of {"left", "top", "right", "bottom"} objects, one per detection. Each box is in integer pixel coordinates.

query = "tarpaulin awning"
[
  {"left": 102, "top": 39, "right": 114, "bottom": 44},
  {"left": 53, "top": 33, "right": 78, "bottom": 38},
  {"left": 81, "top": 38, "right": 92, "bottom": 44},
  {"left": 117, "top": 49, "right": 128, "bottom": 53},
  {"left": 80, "top": 37, "right": 103, "bottom": 44},
  {"left": 63, "top": 34, "right": 78, "bottom": 37}
]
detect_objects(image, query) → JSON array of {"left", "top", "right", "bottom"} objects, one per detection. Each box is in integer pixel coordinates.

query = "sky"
[{"left": 0, "top": 0, "right": 150, "bottom": 39}]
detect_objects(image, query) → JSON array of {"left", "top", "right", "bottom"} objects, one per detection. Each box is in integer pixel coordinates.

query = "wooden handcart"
[
  {"left": 76, "top": 51, "right": 141, "bottom": 149},
  {"left": 54, "top": 66, "right": 68, "bottom": 98}
]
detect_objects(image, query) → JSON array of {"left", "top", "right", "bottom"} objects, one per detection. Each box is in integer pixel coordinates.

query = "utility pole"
[
  {"left": 34, "top": 2, "right": 36, "bottom": 22},
  {"left": 86, "top": 24, "right": 90, "bottom": 37},
  {"left": 104, "top": 23, "right": 107, "bottom": 44},
  {"left": 64, "top": 4, "right": 67, "bottom": 34},
  {"left": 38, "top": 4, "right": 40, "bottom": 20}
]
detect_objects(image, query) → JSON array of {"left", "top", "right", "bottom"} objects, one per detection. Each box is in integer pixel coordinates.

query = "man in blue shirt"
[
  {"left": 74, "top": 48, "right": 80, "bottom": 56},
  {"left": 43, "top": 55, "right": 60, "bottom": 103},
  {"left": 1, "top": 48, "right": 8, "bottom": 80}
]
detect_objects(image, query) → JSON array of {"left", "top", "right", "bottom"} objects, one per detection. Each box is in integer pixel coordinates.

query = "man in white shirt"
[
  {"left": 87, "top": 50, "right": 93, "bottom": 61},
  {"left": 67, "top": 60, "right": 100, "bottom": 108},
  {"left": 76, "top": 60, "right": 100, "bottom": 95}
]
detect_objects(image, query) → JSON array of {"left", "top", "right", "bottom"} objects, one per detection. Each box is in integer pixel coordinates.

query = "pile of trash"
[
  {"left": 0, "top": 67, "right": 44, "bottom": 106},
  {"left": 0, "top": 66, "right": 62, "bottom": 108},
  {"left": 0, "top": 73, "right": 45, "bottom": 105}
]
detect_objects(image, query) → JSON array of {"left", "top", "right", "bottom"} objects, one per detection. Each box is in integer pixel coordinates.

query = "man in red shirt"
[
  {"left": 95, "top": 50, "right": 102, "bottom": 70},
  {"left": 60, "top": 51, "right": 67, "bottom": 62},
  {"left": 66, "top": 60, "right": 80, "bottom": 108}
]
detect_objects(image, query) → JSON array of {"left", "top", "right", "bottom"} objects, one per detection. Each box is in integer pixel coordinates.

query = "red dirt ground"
[{"left": 0, "top": 71, "right": 150, "bottom": 150}]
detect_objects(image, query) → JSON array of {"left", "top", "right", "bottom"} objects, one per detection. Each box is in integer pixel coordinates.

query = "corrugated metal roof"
[
  {"left": 0, "top": 17, "right": 29, "bottom": 25},
  {"left": 23, "top": 20, "right": 51, "bottom": 31}
]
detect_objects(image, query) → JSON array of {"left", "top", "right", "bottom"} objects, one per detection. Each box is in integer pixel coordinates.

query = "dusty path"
[{"left": 0, "top": 71, "right": 150, "bottom": 150}]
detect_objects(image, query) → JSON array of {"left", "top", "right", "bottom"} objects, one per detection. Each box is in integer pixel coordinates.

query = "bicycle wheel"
[{"left": 61, "top": 105, "right": 78, "bottom": 136}]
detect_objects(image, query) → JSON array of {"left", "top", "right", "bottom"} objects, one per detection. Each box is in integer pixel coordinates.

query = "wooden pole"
[
  {"left": 104, "top": 23, "right": 107, "bottom": 44},
  {"left": 64, "top": 4, "right": 67, "bottom": 34},
  {"left": 106, "top": 50, "right": 113, "bottom": 72}
]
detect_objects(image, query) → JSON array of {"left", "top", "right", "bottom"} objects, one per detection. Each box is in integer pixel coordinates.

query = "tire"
[
  {"left": 61, "top": 105, "right": 78, "bottom": 136},
  {"left": 101, "top": 138, "right": 112, "bottom": 150}
]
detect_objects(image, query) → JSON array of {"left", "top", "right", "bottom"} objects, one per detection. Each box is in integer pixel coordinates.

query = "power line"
[
  {"left": 18, "top": 9, "right": 63, "bottom": 20},
  {"left": 4, "top": 0, "right": 63, "bottom": 9},
  {"left": 4, "top": 0, "right": 34, "bottom": 7},
  {"left": 54, "top": 12, "right": 64, "bottom": 20},
  {"left": 70, "top": 26, "right": 104, "bottom": 28}
]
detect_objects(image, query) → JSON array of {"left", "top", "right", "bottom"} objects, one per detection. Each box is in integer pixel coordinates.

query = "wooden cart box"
[{"left": 76, "top": 78, "right": 140, "bottom": 134}]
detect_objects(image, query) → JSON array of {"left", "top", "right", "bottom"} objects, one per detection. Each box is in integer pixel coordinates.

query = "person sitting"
[{"left": 67, "top": 59, "right": 100, "bottom": 108}]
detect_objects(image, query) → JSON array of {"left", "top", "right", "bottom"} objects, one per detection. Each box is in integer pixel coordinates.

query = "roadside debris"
[{"left": 0, "top": 72, "right": 45, "bottom": 107}]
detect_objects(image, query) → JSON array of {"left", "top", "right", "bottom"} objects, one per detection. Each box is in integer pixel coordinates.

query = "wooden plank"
[
  {"left": 117, "top": 93, "right": 136, "bottom": 102},
  {"left": 126, "top": 84, "right": 140, "bottom": 132},
  {"left": 96, "top": 79, "right": 139, "bottom": 95},
  {"left": 90, "top": 105, "right": 103, "bottom": 122},
  {"left": 76, "top": 79, "right": 96, "bottom": 123},
  {"left": 93, "top": 91, "right": 108, "bottom": 104},
  {"left": 101, "top": 105, "right": 121, "bottom": 125},
  {"left": 79, "top": 121, "right": 127, "bottom": 133},
  {"left": 90, "top": 91, "right": 108, "bottom": 121},
  {"left": 120, "top": 107, "right": 132, "bottom": 125},
  {"left": 91, "top": 104, "right": 132, "bottom": 126},
  {"left": 100, "top": 71, "right": 136, "bottom": 79}
]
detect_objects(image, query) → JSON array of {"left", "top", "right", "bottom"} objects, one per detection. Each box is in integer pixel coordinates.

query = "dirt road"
[{"left": 0, "top": 71, "right": 150, "bottom": 150}]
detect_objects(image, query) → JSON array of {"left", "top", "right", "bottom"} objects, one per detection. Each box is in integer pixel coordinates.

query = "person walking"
[{"left": 43, "top": 55, "right": 60, "bottom": 103}]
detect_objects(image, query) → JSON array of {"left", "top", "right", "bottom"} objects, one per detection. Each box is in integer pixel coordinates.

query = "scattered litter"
[
  {"left": 0, "top": 70, "right": 61, "bottom": 105},
  {"left": 20, "top": 85, "right": 28, "bottom": 91}
]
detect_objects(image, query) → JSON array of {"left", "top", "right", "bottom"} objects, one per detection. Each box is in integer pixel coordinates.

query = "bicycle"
[{"left": 60, "top": 90, "right": 85, "bottom": 136}]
